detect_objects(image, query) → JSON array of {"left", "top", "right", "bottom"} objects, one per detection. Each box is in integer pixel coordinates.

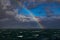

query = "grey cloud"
[{"left": 15, "top": 14, "right": 36, "bottom": 22}]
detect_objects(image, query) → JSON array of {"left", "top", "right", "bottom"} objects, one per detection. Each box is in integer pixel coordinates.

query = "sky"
[
  {"left": 18, "top": 2, "right": 60, "bottom": 16},
  {"left": 0, "top": 0, "right": 60, "bottom": 29}
]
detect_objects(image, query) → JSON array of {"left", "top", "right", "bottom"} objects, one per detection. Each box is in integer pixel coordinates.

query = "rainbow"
[{"left": 15, "top": 0, "right": 44, "bottom": 29}]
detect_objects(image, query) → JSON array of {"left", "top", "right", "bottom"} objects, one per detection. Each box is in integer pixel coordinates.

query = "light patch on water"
[
  {"left": 20, "top": 32, "right": 23, "bottom": 33},
  {"left": 32, "top": 31, "right": 40, "bottom": 32},
  {"left": 17, "top": 35, "right": 23, "bottom": 38},
  {"left": 33, "top": 34, "right": 39, "bottom": 37}
]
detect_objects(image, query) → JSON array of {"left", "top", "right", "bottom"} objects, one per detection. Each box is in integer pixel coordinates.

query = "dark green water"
[{"left": 0, "top": 29, "right": 60, "bottom": 40}]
